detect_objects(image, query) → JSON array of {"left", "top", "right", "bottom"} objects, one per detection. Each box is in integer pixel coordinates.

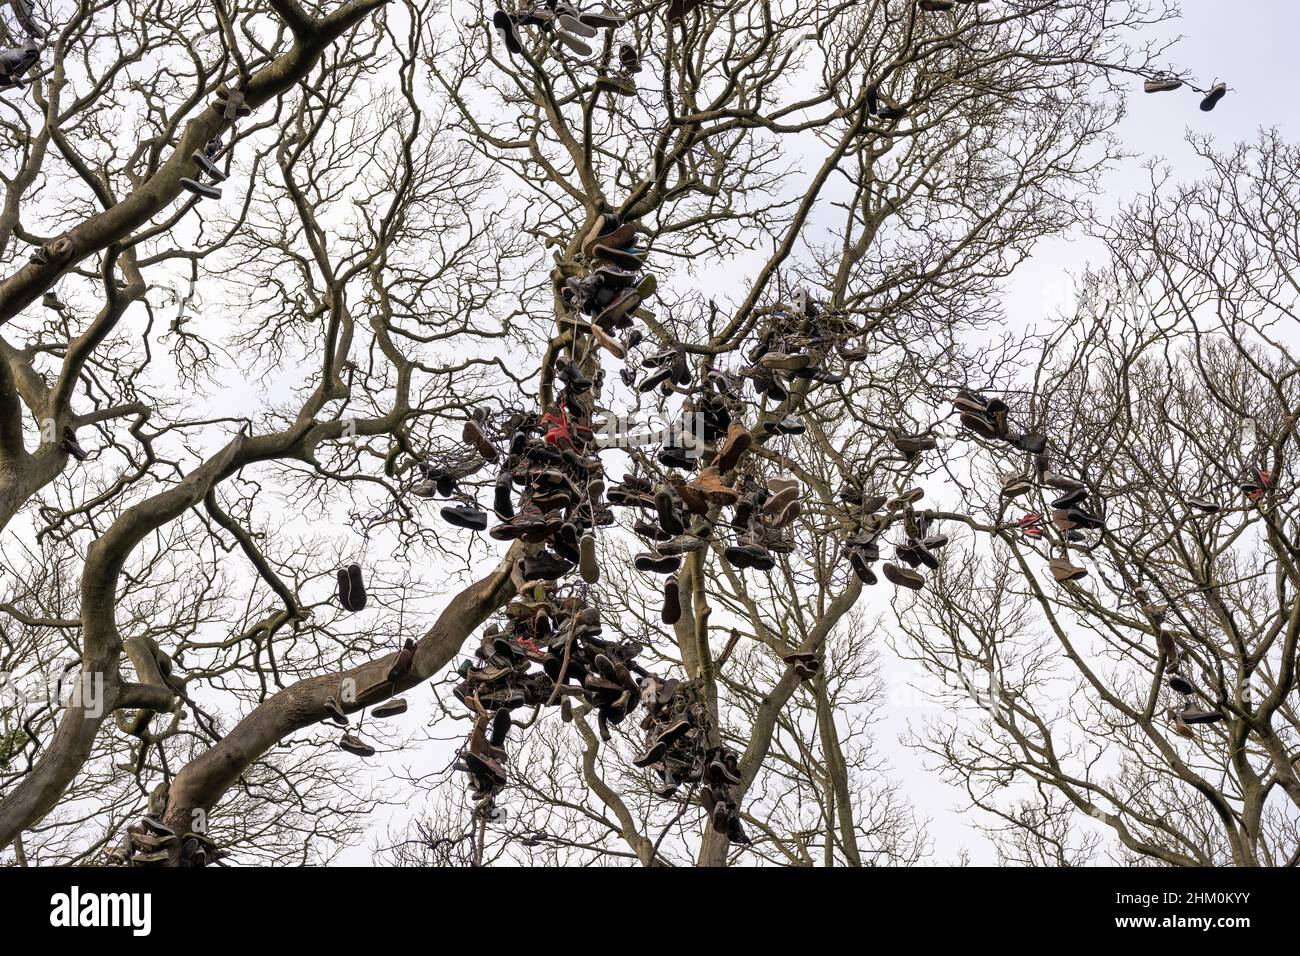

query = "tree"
[
  {"left": 903, "top": 133, "right": 1300, "bottom": 866},
  {"left": 0, "top": 0, "right": 1201, "bottom": 866}
]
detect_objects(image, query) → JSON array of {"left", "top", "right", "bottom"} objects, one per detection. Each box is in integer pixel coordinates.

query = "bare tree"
[
  {"left": 0, "top": 0, "right": 1206, "bottom": 867},
  {"left": 903, "top": 133, "right": 1300, "bottom": 867}
]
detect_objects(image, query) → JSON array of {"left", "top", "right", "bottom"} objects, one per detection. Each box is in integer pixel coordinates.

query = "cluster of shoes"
[
  {"left": 953, "top": 388, "right": 1047, "bottom": 455},
  {"left": 953, "top": 388, "right": 1101, "bottom": 582},
  {"left": 492, "top": 2, "right": 626, "bottom": 61},
  {"left": 1143, "top": 74, "right": 1228, "bottom": 112},
  {"left": 559, "top": 211, "right": 656, "bottom": 332},
  {"left": 632, "top": 675, "right": 750, "bottom": 844},
  {"left": 450, "top": 587, "right": 649, "bottom": 802},
  {"left": 180, "top": 135, "right": 228, "bottom": 202},
  {"left": 739, "top": 292, "right": 854, "bottom": 398},
  {"left": 1135, "top": 591, "right": 1226, "bottom": 737},
  {"left": 107, "top": 815, "right": 222, "bottom": 868},
  {"left": 322, "top": 640, "right": 414, "bottom": 756},
  {"left": 838, "top": 485, "right": 951, "bottom": 591}
]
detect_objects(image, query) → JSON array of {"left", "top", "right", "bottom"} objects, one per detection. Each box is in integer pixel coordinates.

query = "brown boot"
[
  {"left": 668, "top": 473, "right": 710, "bottom": 514},
  {"left": 688, "top": 466, "right": 739, "bottom": 507},
  {"left": 714, "top": 422, "right": 752, "bottom": 474}
]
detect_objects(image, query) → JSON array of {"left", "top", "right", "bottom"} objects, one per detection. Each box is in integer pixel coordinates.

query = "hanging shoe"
[
  {"left": 179, "top": 177, "right": 221, "bottom": 200},
  {"left": 338, "top": 733, "right": 377, "bottom": 758},
  {"left": 883, "top": 562, "right": 924, "bottom": 590},
  {"left": 557, "top": 10, "right": 598, "bottom": 39},
  {"left": 522, "top": 549, "right": 574, "bottom": 581},
  {"left": 371, "top": 697, "right": 408, "bottom": 719},
  {"left": 61, "top": 427, "right": 88, "bottom": 461},
  {"left": 555, "top": 357, "right": 593, "bottom": 393},
  {"left": 42, "top": 290, "right": 65, "bottom": 312},
  {"left": 1180, "top": 706, "right": 1224, "bottom": 725},
  {"left": 1048, "top": 557, "right": 1087, "bottom": 583},
  {"left": 688, "top": 466, "right": 740, "bottom": 506},
  {"left": 1167, "top": 672, "right": 1195, "bottom": 696},
  {"left": 619, "top": 43, "right": 641, "bottom": 73},
  {"left": 849, "top": 550, "right": 877, "bottom": 585},
  {"left": 488, "top": 8, "right": 520, "bottom": 53},
  {"left": 555, "top": 26, "right": 593, "bottom": 57},
  {"left": 493, "top": 470, "right": 515, "bottom": 518},
  {"left": 654, "top": 486, "right": 686, "bottom": 535},
  {"left": 1065, "top": 505, "right": 1104, "bottom": 530},
  {"left": 1143, "top": 77, "right": 1182, "bottom": 93},
  {"left": 893, "top": 432, "right": 937, "bottom": 457},
  {"left": 1000, "top": 473, "right": 1033, "bottom": 498},
  {"left": 440, "top": 504, "right": 488, "bottom": 531},
  {"left": 1188, "top": 496, "right": 1220, "bottom": 514},
  {"left": 634, "top": 551, "right": 682, "bottom": 575},
  {"left": 1050, "top": 486, "right": 1089, "bottom": 509},
  {"left": 1199, "top": 83, "right": 1227, "bottom": 112},
  {"left": 463, "top": 409, "right": 499, "bottom": 461},
  {"left": 595, "top": 74, "right": 637, "bottom": 97},
  {"left": 959, "top": 410, "right": 999, "bottom": 439},
  {"left": 337, "top": 563, "right": 367, "bottom": 612},
  {"left": 662, "top": 578, "right": 682, "bottom": 624},
  {"left": 386, "top": 638, "right": 417, "bottom": 682},
  {"left": 714, "top": 421, "right": 752, "bottom": 473},
  {"left": 323, "top": 695, "right": 348, "bottom": 726},
  {"left": 579, "top": 533, "right": 599, "bottom": 583}
]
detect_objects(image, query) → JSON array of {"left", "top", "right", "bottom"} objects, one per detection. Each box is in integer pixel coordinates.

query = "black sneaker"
[
  {"left": 1199, "top": 83, "right": 1226, "bottom": 112},
  {"left": 634, "top": 551, "right": 682, "bottom": 575},
  {"left": 440, "top": 505, "right": 488, "bottom": 531},
  {"left": 337, "top": 563, "right": 367, "bottom": 612},
  {"left": 522, "top": 550, "right": 574, "bottom": 580},
  {"left": 492, "top": 9, "right": 523, "bottom": 56},
  {"left": 1050, "top": 486, "right": 1089, "bottom": 509}
]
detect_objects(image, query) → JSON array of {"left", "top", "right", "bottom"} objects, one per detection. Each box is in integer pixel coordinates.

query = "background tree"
[{"left": 903, "top": 133, "right": 1300, "bottom": 866}]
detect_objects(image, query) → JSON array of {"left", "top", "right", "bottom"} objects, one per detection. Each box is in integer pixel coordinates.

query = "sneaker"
[
  {"left": 1199, "top": 82, "right": 1227, "bottom": 112},
  {"left": 893, "top": 432, "right": 937, "bottom": 457},
  {"left": 179, "top": 177, "right": 221, "bottom": 200},
  {"left": 1167, "top": 673, "right": 1195, "bottom": 696},
  {"left": 323, "top": 695, "right": 348, "bottom": 726},
  {"left": 1050, "top": 486, "right": 1089, "bottom": 509},
  {"left": 882, "top": 562, "right": 924, "bottom": 590},
  {"left": 1001, "top": 473, "right": 1033, "bottom": 498},
  {"left": 522, "top": 550, "right": 574, "bottom": 581},
  {"left": 491, "top": 9, "right": 523, "bottom": 56},
  {"left": 661, "top": 578, "right": 682, "bottom": 624},
  {"left": 555, "top": 27, "right": 593, "bottom": 57},
  {"left": 1181, "top": 706, "right": 1224, "bottom": 725},
  {"left": 1188, "top": 496, "right": 1220, "bottom": 514},
  {"left": 1143, "top": 77, "right": 1182, "bottom": 93},
  {"left": 634, "top": 551, "right": 682, "bottom": 575},
  {"left": 371, "top": 698, "right": 408, "bottom": 719},
  {"left": 959, "top": 410, "right": 999, "bottom": 439},
  {"left": 338, "top": 733, "right": 377, "bottom": 758},
  {"left": 440, "top": 504, "right": 488, "bottom": 531},
  {"left": 337, "top": 563, "right": 367, "bottom": 612},
  {"left": 463, "top": 411, "right": 499, "bottom": 461},
  {"left": 557, "top": 12, "right": 598, "bottom": 39}
]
